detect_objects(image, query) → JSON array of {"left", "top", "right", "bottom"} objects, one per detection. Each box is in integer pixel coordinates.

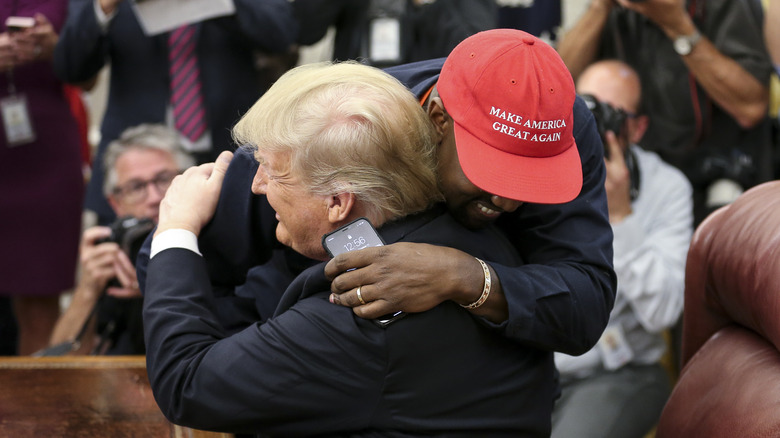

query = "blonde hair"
[{"left": 232, "top": 61, "right": 442, "bottom": 222}]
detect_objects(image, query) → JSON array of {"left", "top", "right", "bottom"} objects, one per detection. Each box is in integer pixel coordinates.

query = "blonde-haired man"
[
  {"left": 232, "top": 61, "right": 441, "bottom": 229},
  {"left": 142, "top": 62, "right": 554, "bottom": 436}
]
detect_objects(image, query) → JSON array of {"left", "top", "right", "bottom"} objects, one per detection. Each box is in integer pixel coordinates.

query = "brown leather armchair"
[{"left": 656, "top": 180, "right": 780, "bottom": 438}]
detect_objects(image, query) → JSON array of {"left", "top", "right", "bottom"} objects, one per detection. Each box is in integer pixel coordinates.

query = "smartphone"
[
  {"left": 5, "top": 16, "right": 35, "bottom": 33},
  {"left": 321, "top": 218, "right": 406, "bottom": 327}
]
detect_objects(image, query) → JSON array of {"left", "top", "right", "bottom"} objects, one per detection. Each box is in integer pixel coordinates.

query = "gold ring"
[{"left": 356, "top": 286, "right": 366, "bottom": 305}]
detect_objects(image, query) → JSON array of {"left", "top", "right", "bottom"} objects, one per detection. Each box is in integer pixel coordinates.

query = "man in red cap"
[{"left": 327, "top": 29, "right": 615, "bottom": 357}]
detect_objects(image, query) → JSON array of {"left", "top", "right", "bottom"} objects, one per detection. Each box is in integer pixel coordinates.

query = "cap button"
[{"left": 523, "top": 37, "right": 535, "bottom": 45}]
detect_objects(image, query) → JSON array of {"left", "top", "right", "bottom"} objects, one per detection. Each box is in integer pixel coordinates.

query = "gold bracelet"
[{"left": 461, "top": 257, "right": 491, "bottom": 309}]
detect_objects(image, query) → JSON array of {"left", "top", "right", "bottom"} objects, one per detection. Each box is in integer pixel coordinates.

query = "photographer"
[
  {"left": 551, "top": 60, "right": 693, "bottom": 438},
  {"left": 48, "top": 124, "right": 193, "bottom": 355},
  {"left": 558, "top": 0, "right": 773, "bottom": 225}
]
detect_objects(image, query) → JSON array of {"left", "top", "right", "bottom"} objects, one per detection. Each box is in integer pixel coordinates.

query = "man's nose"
[
  {"left": 251, "top": 173, "right": 267, "bottom": 195},
  {"left": 491, "top": 195, "right": 522, "bottom": 213}
]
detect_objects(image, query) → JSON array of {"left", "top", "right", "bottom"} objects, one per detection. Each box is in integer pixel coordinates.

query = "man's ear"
[
  {"left": 629, "top": 114, "right": 649, "bottom": 145},
  {"left": 107, "top": 195, "right": 121, "bottom": 216},
  {"left": 327, "top": 192, "right": 356, "bottom": 223},
  {"left": 428, "top": 97, "right": 450, "bottom": 141}
]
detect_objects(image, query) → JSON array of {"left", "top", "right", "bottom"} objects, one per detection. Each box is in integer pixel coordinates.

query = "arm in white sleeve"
[{"left": 151, "top": 229, "right": 202, "bottom": 259}]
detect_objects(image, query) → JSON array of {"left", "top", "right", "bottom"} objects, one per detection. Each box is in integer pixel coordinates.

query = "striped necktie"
[{"left": 168, "top": 25, "right": 206, "bottom": 143}]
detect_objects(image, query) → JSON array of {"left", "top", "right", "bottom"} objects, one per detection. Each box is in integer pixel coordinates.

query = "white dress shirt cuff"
[{"left": 151, "top": 229, "right": 202, "bottom": 259}]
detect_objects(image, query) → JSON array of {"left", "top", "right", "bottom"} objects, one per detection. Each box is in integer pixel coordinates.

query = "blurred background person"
[
  {"left": 552, "top": 59, "right": 693, "bottom": 438},
  {"left": 294, "top": 0, "right": 496, "bottom": 67},
  {"left": 0, "top": 1, "right": 84, "bottom": 356},
  {"left": 293, "top": 0, "right": 369, "bottom": 63},
  {"left": 558, "top": 0, "right": 774, "bottom": 225},
  {"left": 47, "top": 124, "right": 193, "bottom": 356},
  {"left": 496, "top": 0, "right": 562, "bottom": 46},
  {"left": 53, "top": 0, "right": 298, "bottom": 226}
]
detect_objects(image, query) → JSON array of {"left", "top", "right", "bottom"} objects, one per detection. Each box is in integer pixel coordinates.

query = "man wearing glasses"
[{"left": 47, "top": 124, "right": 193, "bottom": 355}]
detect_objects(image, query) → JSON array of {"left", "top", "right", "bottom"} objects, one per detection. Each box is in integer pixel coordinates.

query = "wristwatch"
[{"left": 673, "top": 30, "right": 702, "bottom": 56}]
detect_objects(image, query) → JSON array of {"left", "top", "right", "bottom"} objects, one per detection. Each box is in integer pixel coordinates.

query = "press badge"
[
  {"left": 1, "top": 94, "right": 35, "bottom": 146},
  {"left": 369, "top": 17, "right": 401, "bottom": 64},
  {"left": 597, "top": 324, "right": 634, "bottom": 370}
]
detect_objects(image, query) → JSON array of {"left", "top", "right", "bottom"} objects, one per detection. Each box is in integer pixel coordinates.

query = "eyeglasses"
[
  {"left": 625, "top": 110, "right": 639, "bottom": 119},
  {"left": 112, "top": 170, "right": 179, "bottom": 204}
]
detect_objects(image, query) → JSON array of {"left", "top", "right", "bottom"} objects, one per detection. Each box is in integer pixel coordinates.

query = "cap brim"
[{"left": 452, "top": 121, "right": 583, "bottom": 204}]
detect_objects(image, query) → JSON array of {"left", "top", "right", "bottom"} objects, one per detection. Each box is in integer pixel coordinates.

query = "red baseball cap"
[{"left": 437, "top": 29, "right": 582, "bottom": 204}]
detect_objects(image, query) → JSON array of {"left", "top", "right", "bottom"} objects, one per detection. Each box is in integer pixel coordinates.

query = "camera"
[
  {"left": 689, "top": 149, "right": 755, "bottom": 209},
  {"left": 99, "top": 216, "right": 155, "bottom": 261},
  {"left": 33, "top": 216, "right": 154, "bottom": 357},
  {"left": 97, "top": 216, "right": 155, "bottom": 287},
  {"left": 581, "top": 94, "right": 628, "bottom": 159},
  {"left": 581, "top": 94, "right": 640, "bottom": 200}
]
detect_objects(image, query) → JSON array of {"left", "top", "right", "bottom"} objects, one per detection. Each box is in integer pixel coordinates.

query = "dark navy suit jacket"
[
  {"left": 144, "top": 208, "right": 555, "bottom": 437},
  {"left": 54, "top": 0, "right": 298, "bottom": 224}
]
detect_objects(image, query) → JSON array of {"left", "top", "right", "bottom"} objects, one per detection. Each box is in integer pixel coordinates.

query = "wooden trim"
[{"left": 0, "top": 355, "right": 146, "bottom": 369}]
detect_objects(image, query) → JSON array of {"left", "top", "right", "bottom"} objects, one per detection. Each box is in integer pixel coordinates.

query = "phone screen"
[
  {"left": 322, "top": 217, "right": 385, "bottom": 257},
  {"left": 6, "top": 16, "right": 34, "bottom": 32}
]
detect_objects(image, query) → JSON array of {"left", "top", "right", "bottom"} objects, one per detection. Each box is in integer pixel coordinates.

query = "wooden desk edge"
[
  {"left": 0, "top": 355, "right": 235, "bottom": 437},
  {"left": 0, "top": 355, "right": 146, "bottom": 369}
]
